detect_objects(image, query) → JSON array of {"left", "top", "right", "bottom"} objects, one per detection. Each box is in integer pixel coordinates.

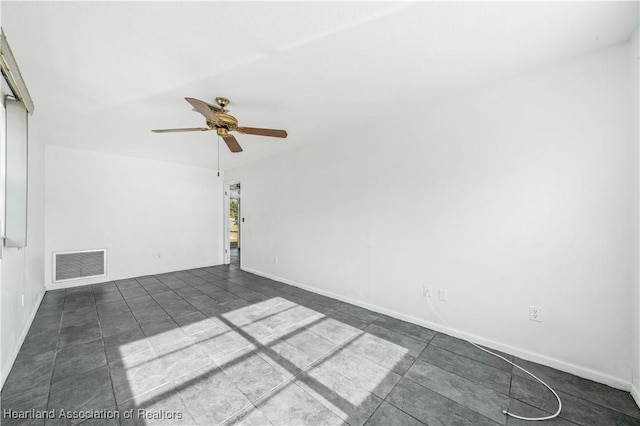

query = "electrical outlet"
[
  {"left": 21, "top": 294, "right": 24, "bottom": 307},
  {"left": 529, "top": 306, "right": 542, "bottom": 322},
  {"left": 438, "top": 289, "right": 448, "bottom": 301},
  {"left": 156, "top": 252, "right": 161, "bottom": 260},
  {"left": 274, "top": 256, "right": 279, "bottom": 264},
  {"left": 423, "top": 285, "right": 431, "bottom": 297}
]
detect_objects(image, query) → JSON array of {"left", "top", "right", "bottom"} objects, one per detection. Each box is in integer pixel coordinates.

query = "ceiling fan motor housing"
[{"left": 211, "top": 112, "right": 238, "bottom": 133}]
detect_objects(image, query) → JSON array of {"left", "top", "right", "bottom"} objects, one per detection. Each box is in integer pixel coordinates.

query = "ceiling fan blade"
[
  {"left": 185, "top": 97, "right": 219, "bottom": 123},
  {"left": 222, "top": 134, "right": 243, "bottom": 152},
  {"left": 206, "top": 103, "right": 222, "bottom": 113},
  {"left": 152, "top": 127, "right": 210, "bottom": 133},
  {"left": 191, "top": 104, "right": 221, "bottom": 114},
  {"left": 237, "top": 127, "right": 287, "bottom": 138}
]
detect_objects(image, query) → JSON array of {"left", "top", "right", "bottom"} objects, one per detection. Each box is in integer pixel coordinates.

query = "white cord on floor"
[{"left": 426, "top": 297, "right": 562, "bottom": 421}]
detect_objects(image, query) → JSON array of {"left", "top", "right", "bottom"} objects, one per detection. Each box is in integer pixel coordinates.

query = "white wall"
[
  {"left": 0, "top": 97, "right": 47, "bottom": 387},
  {"left": 45, "top": 145, "right": 224, "bottom": 290},
  {"left": 226, "top": 42, "right": 636, "bottom": 388},
  {"left": 0, "top": 5, "right": 47, "bottom": 387}
]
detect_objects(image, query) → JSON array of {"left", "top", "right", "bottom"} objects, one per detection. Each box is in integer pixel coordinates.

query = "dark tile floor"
[
  {"left": 230, "top": 247, "right": 240, "bottom": 267},
  {"left": 2, "top": 264, "right": 639, "bottom": 426}
]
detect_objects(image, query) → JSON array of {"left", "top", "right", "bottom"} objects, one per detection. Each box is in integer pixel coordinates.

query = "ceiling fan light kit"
[{"left": 152, "top": 97, "right": 288, "bottom": 153}]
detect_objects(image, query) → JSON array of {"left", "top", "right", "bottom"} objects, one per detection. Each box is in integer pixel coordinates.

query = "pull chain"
[{"left": 217, "top": 135, "right": 221, "bottom": 177}]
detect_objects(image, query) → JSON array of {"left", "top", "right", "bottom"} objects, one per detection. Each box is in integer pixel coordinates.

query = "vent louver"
[{"left": 53, "top": 249, "right": 106, "bottom": 282}]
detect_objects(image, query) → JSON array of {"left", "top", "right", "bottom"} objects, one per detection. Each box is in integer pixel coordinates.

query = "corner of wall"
[{"left": 632, "top": 23, "right": 640, "bottom": 406}]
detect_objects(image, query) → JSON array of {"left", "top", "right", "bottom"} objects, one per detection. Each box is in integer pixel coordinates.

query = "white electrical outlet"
[
  {"left": 423, "top": 285, "right": 431, "bottom": 297},
  {"left": 274, "top": 256, "right": 279, "bottom": 264},
  {"left": 156, "top": 252, "right": 161, "bottom": 260},
  {"left": 438, "top": 289, "right": 448, "bottom": 301},
  {"left": 529, "top": 306, "right": 542, "bottom": 322},
  {"left": 21, "top": 294, "right": 24, "bottom": 307}
]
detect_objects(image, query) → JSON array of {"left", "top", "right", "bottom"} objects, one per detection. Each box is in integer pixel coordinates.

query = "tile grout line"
[
  {"left": 370, "top": 338, "right": 428, "bottom": 426},
  {"left": 511, "top": 372, "right": 640, "bottom": 423},
  {"left": 45, "top": 289, "right": 67, "bottom": 413},
  {"left": 416, "top": 344, "right": 513, "bottom": 397},
  {"left": 116, "top": 271, "right": 241, "bottom": 423},
  {"left": 426, "top": 337, "right": 515, "bottom": 374},
  {"left": 106, "top": 276, "right": 185, "bottom": 415},
  {"left": 145, "top": 271, "right": 231, "bottom": 425},
  {"left": 370, "top": 376, "right": 424, "bottom": 426},
  {"left": 395, "top": 371, "right": 506, "bottom": 426},
  {"left": 98, "top": 281, "right": 129, "bottom": 422}
]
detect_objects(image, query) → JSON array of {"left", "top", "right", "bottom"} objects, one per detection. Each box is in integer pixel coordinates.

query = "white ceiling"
[{"left": 2, "top": 1, "right": 638, "bottom": 170}]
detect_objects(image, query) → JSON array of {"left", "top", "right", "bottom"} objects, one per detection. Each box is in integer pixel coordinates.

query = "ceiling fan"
[{"left": 152, "top": 97, "right": 287, "bottom": 152}]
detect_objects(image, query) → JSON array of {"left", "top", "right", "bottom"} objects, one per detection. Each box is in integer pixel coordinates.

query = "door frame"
[{"left": 223, "top": 180, "right": 241, "bottom": 266}]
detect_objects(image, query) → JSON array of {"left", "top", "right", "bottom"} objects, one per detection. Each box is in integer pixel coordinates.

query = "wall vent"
[{"left": 53, "top": 249, "right": 106, "bottom": 283}]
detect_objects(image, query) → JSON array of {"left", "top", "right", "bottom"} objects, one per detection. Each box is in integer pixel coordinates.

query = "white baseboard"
[
  {"left": 1, "top": 290, "right": 46, "bottom": 389},
  {"left": 243, "top": 267, "right": 632, "bottom": 393},
  {"left": 45, "top": 261, "right": 226, "bottom": 291}
]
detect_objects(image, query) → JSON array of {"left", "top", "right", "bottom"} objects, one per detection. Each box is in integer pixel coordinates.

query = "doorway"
[{"left": 225, "top": 182, "right": 241, "bottom": 267}]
